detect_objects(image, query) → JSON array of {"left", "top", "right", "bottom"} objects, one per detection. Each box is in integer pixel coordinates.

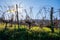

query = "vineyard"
[{"left": 0, "top": 0, "right": 60, "bottom": 40}]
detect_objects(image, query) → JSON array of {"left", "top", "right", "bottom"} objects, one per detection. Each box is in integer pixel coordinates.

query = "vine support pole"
[
  {"left": 16, "top": 4, "right": 20, "bottom": 30},
  {"left": 50, "top": 7, "right": 54, "bottom": 33}
]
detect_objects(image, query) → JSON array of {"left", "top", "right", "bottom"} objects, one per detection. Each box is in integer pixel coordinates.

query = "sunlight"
[{"left": 7, "top": 4, "right": 23, "bottom": 13}]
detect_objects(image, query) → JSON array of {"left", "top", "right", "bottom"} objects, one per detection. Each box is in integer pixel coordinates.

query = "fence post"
[
  {"left": 16, "top": 4, "right": 20, "bottom": 30},
  {"left": 50, "top": 7, "right": 54, "bottom": 33}
]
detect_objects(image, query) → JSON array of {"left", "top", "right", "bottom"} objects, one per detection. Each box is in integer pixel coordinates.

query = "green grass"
[
  {"left": 0, "top": 23, "right": 60, "bottom": 32},
  {"left": 0, "top": 23, "right": 60, "bottom": 40}
]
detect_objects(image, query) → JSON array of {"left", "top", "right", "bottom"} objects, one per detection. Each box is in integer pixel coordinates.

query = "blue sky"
[{"left": 0, "top": 0, "right": 60, "bottom": 20}]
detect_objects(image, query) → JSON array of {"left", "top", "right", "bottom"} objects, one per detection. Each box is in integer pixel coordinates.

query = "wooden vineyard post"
[
  {"left": 5, "top": 22, "right": 7, "bottom": 30},
  {"left": 50, "top": 7, "right": 54, "bottom": 33},
  {"left": 16, "top": 4, "right": 20, "bottom": 30}
]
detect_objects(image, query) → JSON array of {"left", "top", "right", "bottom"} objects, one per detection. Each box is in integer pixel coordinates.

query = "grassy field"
[
  {"left": 0, "top": 23, "right": 60, "bottom": 40},
  {"left": 0, "top": 23, "right": 60, "bottom": 32}
]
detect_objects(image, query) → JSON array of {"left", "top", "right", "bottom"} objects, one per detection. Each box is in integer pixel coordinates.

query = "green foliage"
[{"left": 0, "top": 25, "right": 60, "bottom": 40}]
